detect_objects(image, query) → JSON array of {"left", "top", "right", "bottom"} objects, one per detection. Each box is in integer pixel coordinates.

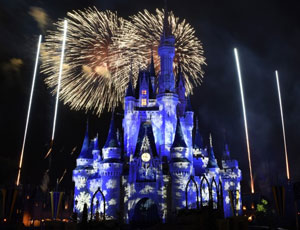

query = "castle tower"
[
  {"left": 156, "top": 6, "right": 178, "bottom": 158},
  {"left": 158, "top": 7, "right": 175, "bottom": 94},
  {"left": 169, "top": 118, "right": 192, "bottom": 211},
  {"left": 73, "top": 122, "right": 94, "bottom": 214},
  {"left": 99, "top": 114, "right": 123, "bottom": 219},
  {"left": 149, "top": 51, "right": 156, "bottom": 92},
  {"left": 124, "top": 66, "right": 138, "bottom": 157},
  {"left": 221, "top": 141, "right": 242, "bottom": 217},
  {"left": 176, "top": 63, "right": 186, "bottom": 117}
]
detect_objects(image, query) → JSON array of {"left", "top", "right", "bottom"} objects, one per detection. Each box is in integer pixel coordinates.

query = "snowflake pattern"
[
  {"left": 75, "top": 191, "right": 91, "bottom": 212},
  {"left": 74, "top": 176, "right": 87, "bottom": 190}
]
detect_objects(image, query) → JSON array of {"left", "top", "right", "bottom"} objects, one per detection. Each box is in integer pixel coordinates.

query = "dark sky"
[{"left": 0, "top": 0, "right": 299, "bottom": 196}]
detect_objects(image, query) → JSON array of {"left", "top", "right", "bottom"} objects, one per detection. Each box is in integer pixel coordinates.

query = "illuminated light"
[
  {"left": 51, "top": 20, "right": 68, "bottom": 141},
  {"left": 242, "top": 205, "right": 246, "bottom": 211},
  {"left": 248, "top": 215, "right": 253, "bottom": 222},
  {"left": 41, "top": 8, "right": 206, "bottom": 117},
  {"left": 64, "top": 202, "right": 68, "bottom": 210},
  {"left": 234, "top": 48, "right": 255, "bottom": 194},
  {"left": 26, "top": 195, "right": 30, "bottom": 200},
  {"left": 142, "top": 90, "right": 147, "bottom": 95},
  {"left": 4, "top": 218, "right": 7, "bottom": 222},
  {"left": 16, "top": 35, "right": 42, "bottom": 186},
  {"left": 251, "top": 202, "right": 255, "bottom": 210},
  {"left": 141, "top": 98, "right": 147, "bottom": 106},
  {"left": 275, "top": 70, "right": 290, "bottom": 180}
]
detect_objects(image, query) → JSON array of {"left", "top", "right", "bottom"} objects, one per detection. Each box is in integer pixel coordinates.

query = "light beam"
[
  {"left": 51, "top": 20, "right": 68, "bottom": 141},
  {"left": 234, "top": 48, "right": 255, "bottom": 194},
  {"left": 16, "top": 35, "right": 42, "bottom": 186},
  {"left": 275, "top": 70, "right": 290, "bottom": 180}
]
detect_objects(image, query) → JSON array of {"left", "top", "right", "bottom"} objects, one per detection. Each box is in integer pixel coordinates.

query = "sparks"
[
  {"left": 275, "top": 70, "right": 290, "bottom": 180},
  {"left": 51, "top": 19, "right": 68, "bottom": 141},
  {"left": 41, "top": 8, "right": 131, "bottom": 116},
  {"left": 16, "top": 35, "right": 42, "bottom": 186},
  {"left": 234, "top": 48, "right": 255, "bottom": 194},
  {"left": 41, "top": 8, "right": 206, "bottom": 116},
  {"left": 121, "top": 8, "right": 206, "bottom": 95}
]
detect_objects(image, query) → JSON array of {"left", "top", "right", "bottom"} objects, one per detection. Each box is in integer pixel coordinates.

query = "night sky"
[{"left": 0, "top": 0, "right": 299, "bottom": 197}]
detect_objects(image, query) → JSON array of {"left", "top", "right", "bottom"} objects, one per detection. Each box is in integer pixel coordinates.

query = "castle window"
[
  {"left": 142, "top": 90, "right": 147, "bottom": 95},
  {"left": 142, "top": 99, "right": 147, "bottom": 106}
]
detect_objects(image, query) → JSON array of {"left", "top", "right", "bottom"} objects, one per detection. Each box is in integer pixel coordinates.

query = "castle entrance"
[{"left": 131, "top": 198, "right": 159, "bottom": 226}]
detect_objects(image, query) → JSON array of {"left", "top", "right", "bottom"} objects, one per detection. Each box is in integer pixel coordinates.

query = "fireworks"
[
  {"left": 234, "top": 48, "right": 254, "bottom": 194},
  {"left": 16, "top": 35, "right": 42, "bottom": 186},
  {"left": 41, "top": 8, "right": 206, "bottom": 116},
  {"left": 122, "top": 9, "right": 206, "bottom": 94},
  {"left": 275, "top": 70, "right": 290, "bottom": 180},
  {"left": 41, "top": 8, "right": 132, "bottom": 116}
]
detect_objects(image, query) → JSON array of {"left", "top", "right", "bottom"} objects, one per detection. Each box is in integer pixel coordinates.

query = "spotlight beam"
[
  {"left": 16, "top": 35, "right": 42, "bottom": 186},
  {"left": 234, "top": 48, "right": 255, "bottom": 194},
  {"left": 51, "top": 20, "right": 68, "bottom": 141},
  {"left": 275, "top": 70, "right": 290, "bottom": 180}
]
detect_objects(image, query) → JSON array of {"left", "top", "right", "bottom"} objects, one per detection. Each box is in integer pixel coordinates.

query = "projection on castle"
[{"left": 72, "top": 9, "right": 242, "bottom": 223}]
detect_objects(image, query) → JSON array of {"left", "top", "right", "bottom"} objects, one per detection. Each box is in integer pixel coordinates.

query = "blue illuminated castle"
[{"left": 72, "top": 9, "right": 242, "bottom": 223}]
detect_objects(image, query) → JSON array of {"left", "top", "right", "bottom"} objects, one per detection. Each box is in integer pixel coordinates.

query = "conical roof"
[
  {"left": 125, "top": 64, "right": 135, "bottom": 97},
  {"left": 185, "top": 96, "right": 193, "bottom": 112},
  {"left": 134, "top": 121, "right": 158, "bottom": 157},
  {"left": 172, "top": 118, "right": 187, "bottom": 148},
  {"left": 104, "top": 113, "right": 120, "bottom": 148},
  {"left": 150, "top": 51, "right": 156, "bottom": 77},
  {"left": 79, "top": 121, "right": 93, "bottom": 159},
  {"left": 207, "top": 134, "right": 219, "bottom": 168},
  {"left": 193, "top": 118, "right": 204, "bottom": 149},
  {"left": 223, "top": 143, "right": 231, "bottom": 160}
]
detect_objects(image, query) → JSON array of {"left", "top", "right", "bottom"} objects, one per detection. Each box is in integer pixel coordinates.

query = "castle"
[{"left": 72, "top": 9, "right": 242, "bottom": 224}]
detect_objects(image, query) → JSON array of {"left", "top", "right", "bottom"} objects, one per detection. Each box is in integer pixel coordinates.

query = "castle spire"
[
  {"left": 171, "top": 118, "right": 187, "bottom": 148},
  {"left": 93, "top": 133, "right": 99, "bottom": 150},
  {"left": 104, "top": 112, "right": 120, "bottom": 148},
  {"left": 162, "top": 0, "right": 172, "bottom": 38},
  {"left": 207, "top": 133, "right": 218, "bottom": 168},
  {"left": 125, "top": 61, "right": 134, "bottom": 97},
  {"left": 150, "top": 49, "right": 155, "bottom": 77},
  {"left": 194, "top": 118, "right": 204, "bottom": 149},
  {"left": 78, "top": 120, "right": 93, "bottom": 159},
  {"left": 158, "top": 0, "right": 175, "bottom": 94}
]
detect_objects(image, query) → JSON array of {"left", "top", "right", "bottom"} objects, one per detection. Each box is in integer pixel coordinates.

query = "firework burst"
[
  {"left": 41, "top": 8, "right": 206, "bottom": 116},
  {"left": 118, "top": 9, "right": 206, "bottom": 94},
  {"left": 41, "top": 7, "right": 135, "bottom": 115}
]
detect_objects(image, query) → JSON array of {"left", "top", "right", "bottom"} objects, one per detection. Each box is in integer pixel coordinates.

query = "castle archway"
[{"left": 131, "top": 198, "right": 159, "bottom": 226}]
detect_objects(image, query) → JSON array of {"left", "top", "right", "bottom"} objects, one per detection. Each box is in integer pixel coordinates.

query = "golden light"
[
  {"left": 242, "top": 205, "right": 246, "bottom": 211},
  {"left": 248, "top": 215, "right": 253, "bottom": 222},
  {"left": 3, "top": 218, "right": 7, "bottom": 222}
]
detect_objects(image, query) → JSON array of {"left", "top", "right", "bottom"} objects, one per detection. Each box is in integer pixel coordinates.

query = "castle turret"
[
  {"left": 73, "top": 122, "right": 94, "bottom": 215},
  {"left": 170, "top": 118, "right": 192, "bottom": 211},
  {"left": 158, "top": 6, "right": 175, "bottom": 94},
  {"left": 149, "top": 51, "right": 156, "bottom": 92},
  {"left": 99, "top": 114, "right": 123, "bottom": 219},
  {"left": 220, "top": 140, "right": 242, "bottom": 217},
  {"left": 176, "top": 63, "right": 186, "bottom": 117}
]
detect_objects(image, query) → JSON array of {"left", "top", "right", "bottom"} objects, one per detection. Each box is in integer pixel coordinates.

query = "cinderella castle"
[{"left": 72, "top": 8, "right": 242, "bottom": 224}]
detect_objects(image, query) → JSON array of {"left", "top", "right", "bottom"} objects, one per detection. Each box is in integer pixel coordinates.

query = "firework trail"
[
  {"left": 275, "top": 70, "right": 290, "bottom": 180},
  {"left": 16, "top": 35, "right": 42, "bottom": 186},
  {"left": 119, "top": 8, "right": 206, "bottom": 95},
  {"left": 234, "top": 48, "right": 255, "bottom": 194},
  {"left": 41, "top": 8, "right": 134, "bottom": 116},
  {"left": 41, "top": 8, "right": 206, "bottom": 116},
  {"left": 44, "top": 20, "right": 67, "bottom": 160}
]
